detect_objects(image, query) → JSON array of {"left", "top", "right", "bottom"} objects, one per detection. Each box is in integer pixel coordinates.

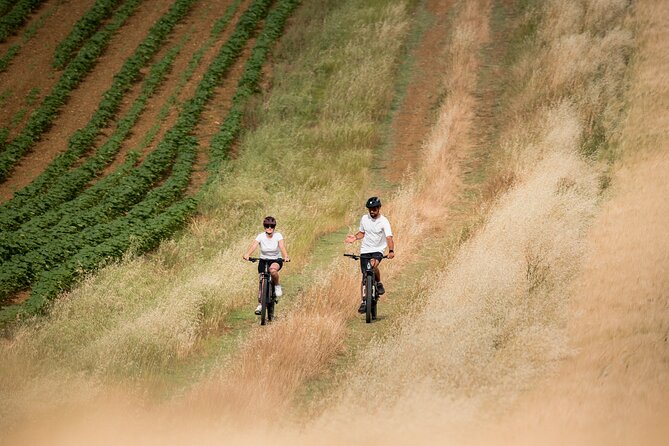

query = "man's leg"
[{"left": 371, "top": 259, "right": 385, "bottom": 295}]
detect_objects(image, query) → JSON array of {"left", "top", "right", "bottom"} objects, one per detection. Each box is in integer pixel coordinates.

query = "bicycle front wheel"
[
  {"left": 260, "top": 277, "right": 270, "bottom": 326},
  {"left": 365, "top": 274, "right": 374, "bottom": 323}
]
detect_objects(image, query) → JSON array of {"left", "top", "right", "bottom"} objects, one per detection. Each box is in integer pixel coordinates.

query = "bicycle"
[
  {"left": 344, "top": 253, "right": 387, "bottom": 323},
  {"left": 247, "top": 257, "right": 284, "bottom": 325}
]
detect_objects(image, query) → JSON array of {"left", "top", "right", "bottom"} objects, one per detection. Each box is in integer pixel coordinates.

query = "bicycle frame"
[
  {"left": 344, "top": 253, "right": 387, "bottom": 323},
  {"left": 248, "top": 257, "right": 276, "bottom": 325}
]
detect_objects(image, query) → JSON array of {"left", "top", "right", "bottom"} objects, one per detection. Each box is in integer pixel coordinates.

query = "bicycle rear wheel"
[
  {"left": 268, "top": 284, "right": 275, "bottom": 322},
  {"left": 371, "top": 286, "right": 378, "bottom": 320},
  {"left": 365, "top": 274, "right": 374, "bottom": 323}
]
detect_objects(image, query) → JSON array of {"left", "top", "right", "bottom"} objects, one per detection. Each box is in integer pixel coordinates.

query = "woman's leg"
[{"left": 269, "top": 262, "right": 280, "bottom": 285}]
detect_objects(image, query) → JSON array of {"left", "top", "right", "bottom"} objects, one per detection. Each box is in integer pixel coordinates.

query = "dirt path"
[{"left": 381, "top": 0, "right": 454, "bottom": 184}]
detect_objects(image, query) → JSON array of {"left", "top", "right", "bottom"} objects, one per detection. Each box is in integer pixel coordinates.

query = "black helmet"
[
  {"left": 263, "top": 216, "right": 276, "bottom": 227},
  {"left": 365, "top": 196, "right": 381, "bottom": 208}
]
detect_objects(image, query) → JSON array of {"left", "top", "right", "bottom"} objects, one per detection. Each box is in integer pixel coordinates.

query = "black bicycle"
[
  {"left": 344, "top": 254, "right": 387, "bottom": 323},
  {"left": 247, "top": 257, "right": 281, "bottom": 325}
]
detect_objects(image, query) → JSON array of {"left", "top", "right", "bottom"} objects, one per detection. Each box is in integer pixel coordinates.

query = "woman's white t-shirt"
[
  {"left": 256, "top": 232, "right": 283, "bottom": 259},
  {"left": 359, "top": 215, "right": 392, "bottom": 254}
]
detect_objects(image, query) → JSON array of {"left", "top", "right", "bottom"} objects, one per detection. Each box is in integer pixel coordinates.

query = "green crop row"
[
  {"left": 0, "top": 0, "right": 277, "bottom": 315},
  {"left": 0, "top": 144, "right": 196, "bottom": 302},
  {"left": 52, "top": 0, "right": 127, "bottom": 69},
  {"left": 0, "top": 0, "right": 199, "bottom": 229},
  {"left": 0, "top": 0, "right": 47, "bottom": 43},
  {"left": 0, "top": 0, "right": 17, "bottom": 18},
  {"left": 0, "top": 46, "right": 181, "bottom": 260},
  {"left": 0, "top": 44, "right": 18, "bottom": 72},
  {"left": 0, "top": 197, "right": 198, "bottom": 323},
  {"left": 0, "top": 1, "right": 55, "bottom": 73},
  {"left": 0, "top": 0, "right": 244, "bottom": 258},
  {"left": 0, "top": 0, "right": 142, "bottom": 182},
  {"left": 206, "top": 0, "right": 301, "bottom": 179}
]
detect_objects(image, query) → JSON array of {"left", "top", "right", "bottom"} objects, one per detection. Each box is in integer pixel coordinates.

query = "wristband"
[{"left": 389, "top": 249, "right": 394, "bottom": 253}]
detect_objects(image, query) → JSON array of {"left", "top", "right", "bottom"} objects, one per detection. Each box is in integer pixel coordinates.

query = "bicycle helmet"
[{"left": 365, "top": 196, "right": 382, "bottom": 208}]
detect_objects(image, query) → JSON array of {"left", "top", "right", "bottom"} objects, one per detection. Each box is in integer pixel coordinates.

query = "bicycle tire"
[
  {"left": 372, "top": 288, "right": 377, "bottom": 320},
  {"left": 268, "top": 284, "right": 275, "bottom": 322},
  {"left": 365, "top": 274, "right": 374, "bottom": 323},
  {"left": 260, "top": 276, "right": 270, "bottom": 326}
]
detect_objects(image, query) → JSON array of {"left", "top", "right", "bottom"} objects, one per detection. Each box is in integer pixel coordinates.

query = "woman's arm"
[
  {"left": 278, "top": 239, "right": 290, "bottom": 262},
  {"left": 243, "top": 240, "right": 259, "bottom": 260}
]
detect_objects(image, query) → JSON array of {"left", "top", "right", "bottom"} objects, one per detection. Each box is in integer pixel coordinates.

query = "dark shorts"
[
  {"left": 258, "top": 258, "right": 283, "bottom": 274},
  {"left": 359, "top": 252, "right": 383, "bottom": 273}
]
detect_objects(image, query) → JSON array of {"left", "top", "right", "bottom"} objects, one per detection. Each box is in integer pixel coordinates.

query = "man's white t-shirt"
[
  {"left": 359, "top": 215, "right": 393, "bottom": 254},
  {"left": 255, "top": 232, "right": 284, "bottom": 259}
]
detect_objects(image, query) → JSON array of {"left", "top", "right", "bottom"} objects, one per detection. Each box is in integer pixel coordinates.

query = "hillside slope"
[{"left": 1, "top": 0, "right": 667, "bottom": 445}]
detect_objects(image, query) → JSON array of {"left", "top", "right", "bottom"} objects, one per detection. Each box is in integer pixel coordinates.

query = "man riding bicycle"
[
  {"left": 243, "top": 216, "right": 290, "bottom": 315},
  {"left": 345, "top": 196, "right": 395, "bottom": 313}
]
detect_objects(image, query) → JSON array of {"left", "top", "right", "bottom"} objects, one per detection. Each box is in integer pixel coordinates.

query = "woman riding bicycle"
[
  {"left": 243, "top": 216, "right": 290, "bottom": 315},
  {"left": 345, "top": 196, "right": 395, "bottom": 313}
]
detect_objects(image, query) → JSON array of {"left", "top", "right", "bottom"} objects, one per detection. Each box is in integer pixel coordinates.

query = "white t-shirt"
[
  {"left": 255, "top": 232, "right": 284, "bottom": 259},
  {"left": 359, "top": 214, "right": 393, "bottom": 254}
]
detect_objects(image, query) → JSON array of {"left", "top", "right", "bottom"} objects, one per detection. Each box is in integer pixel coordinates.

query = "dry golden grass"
[
  {"left": 182, "top": 264, "right": 359, "bottom": 423},
  {"left": 489, "top": 1, "right": 669, "bottom": 444}
]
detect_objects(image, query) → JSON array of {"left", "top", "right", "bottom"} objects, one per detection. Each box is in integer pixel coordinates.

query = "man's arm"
[{"left": 345, "top": 231, "right": 364, "bottom": 244}]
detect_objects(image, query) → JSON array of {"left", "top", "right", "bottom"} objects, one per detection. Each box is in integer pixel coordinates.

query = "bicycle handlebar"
[
  {"left": 246, "top": 257, "right": 289, "bottom": 262},
  {"left": 343, "top": 254, "right": 388, "bottom": 260}
]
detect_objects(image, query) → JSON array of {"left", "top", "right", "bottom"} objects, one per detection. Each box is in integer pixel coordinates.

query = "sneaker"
[
  {"left": 376, "top": 282, "right": 385, "bottom": 295},
  {"left": 274, "top": 284, "right": 283, "bottom": 297},
  {"left": 358, "top": 301, "right": 366, "bottom": 314},
  {"left": 255, "top": 304, "right": 262, "bottom": 315}
]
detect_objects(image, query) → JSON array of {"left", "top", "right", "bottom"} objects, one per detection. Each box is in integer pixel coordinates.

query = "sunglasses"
[{"left": 264, "top": 224, "right": 276, "bottom": 229}]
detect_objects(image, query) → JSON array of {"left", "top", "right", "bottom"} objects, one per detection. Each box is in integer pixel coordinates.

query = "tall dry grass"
[
  {"left": 182, "top": 264, "right": 360, "bottom": 423},
  {"left": 490, "top": 1, "right": 669, "bottom": 443}
]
